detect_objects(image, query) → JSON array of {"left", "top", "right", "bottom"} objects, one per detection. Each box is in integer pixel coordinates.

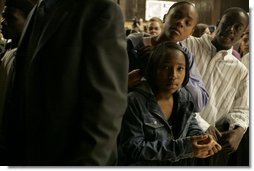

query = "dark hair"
[
  {"left": 222, "top": 8, "right": 249, "bottom": 41},
  {"left": 222, "top": 7, "right": 249, "bottom": 18},
  {"left": 144, "top": 42, "right": 190, "bottom": 93},
  {"left": 168, "top": 1, "right": 194, "bottom": 12},
  {"left": 208, "top": 25, "right": 216, "bottom": 33},
  {"left": 222, "top": 7, "right": 249, "bottom": 27},
  {"left": 5, "top": 0, "right": 36, "bottom": 16},
  {"left": 163, "top": 1, "right": 197, "bottom": 22},
  {"left": 192, "top": 23, "right": 209, "bottom": 37}
]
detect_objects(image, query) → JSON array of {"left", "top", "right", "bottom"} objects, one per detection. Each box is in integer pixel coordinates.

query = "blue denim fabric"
[{"left": 118, "top": 82, "right": 204, "bottom": 165}]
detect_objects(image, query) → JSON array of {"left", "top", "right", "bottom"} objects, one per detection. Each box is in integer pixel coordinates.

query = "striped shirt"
[
  {"left": 182, "top": 34, "right": 249, "bottom": 131},
  {"left": 241, "top": 52, "right": 249, "bottom": 70}
]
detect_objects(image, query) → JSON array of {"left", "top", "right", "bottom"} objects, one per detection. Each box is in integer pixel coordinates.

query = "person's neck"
[
  {"left": 211, "top": 38, "right": 231, "bottom": 52},
  {"left": 156, "top": 91, "right": 173, "bottom": 101}
]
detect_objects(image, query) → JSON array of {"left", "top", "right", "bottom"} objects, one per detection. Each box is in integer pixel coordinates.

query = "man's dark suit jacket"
[{"left": 1, "top": 0, "right": 128, "bottom": 165}]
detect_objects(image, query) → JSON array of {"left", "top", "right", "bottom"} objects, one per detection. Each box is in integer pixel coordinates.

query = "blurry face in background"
[
  {"left": 156, "top": 48, "right": 186, "bottom": 96},
  {"left": 213, "top": 11, "right": 248, "bottom": 50},
  {"left": 1, "top": 6, "right": 26, "bottom": 41},
  {"left": 204, "top": 27, "right": 211, "bottom": 35},
  {"left": 239, "top": 33, "right": 249, "bottom": 56},
  {"left": 163, "top": 4, "right": 198, "bottom": 42},
  {"left": 148, "top": 21, "right": 162, "bottom": 36}
]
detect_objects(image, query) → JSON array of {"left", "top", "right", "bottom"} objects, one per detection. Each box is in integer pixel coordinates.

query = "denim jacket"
[{"left": 118, "top": 81, "right": 204, "bottom": 165}]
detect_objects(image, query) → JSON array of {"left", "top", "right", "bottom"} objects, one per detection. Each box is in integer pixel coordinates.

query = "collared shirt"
[{"left": 182, "top": 34, "right": 249, "bottom": 131}]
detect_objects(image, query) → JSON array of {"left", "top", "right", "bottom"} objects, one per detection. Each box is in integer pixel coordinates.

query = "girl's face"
[{"left": 156, "top": 48, "right": 186, "bottom": 95}]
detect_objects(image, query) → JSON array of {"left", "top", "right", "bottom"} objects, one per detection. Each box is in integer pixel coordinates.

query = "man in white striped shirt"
[{"left": 182, "top": 7, "right": 249, "bottom": 165}]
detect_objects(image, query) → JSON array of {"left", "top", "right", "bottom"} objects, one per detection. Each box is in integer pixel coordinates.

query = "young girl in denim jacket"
[{"left": 118, "top": 42, "right": 221, "bottom": 166}]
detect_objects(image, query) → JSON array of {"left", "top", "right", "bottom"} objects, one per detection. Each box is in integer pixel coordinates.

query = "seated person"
[{"left": 118, "top": 42, "right": 221, "bottom": 166}]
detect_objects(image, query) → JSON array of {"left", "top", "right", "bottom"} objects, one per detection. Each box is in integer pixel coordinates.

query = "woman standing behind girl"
[{"left": 118, "top": 42, "right": 221, "bottom": 166}]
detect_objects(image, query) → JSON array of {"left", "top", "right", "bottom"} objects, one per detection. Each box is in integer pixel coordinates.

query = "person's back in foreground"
[{"left": 0, "top": 0, "right": 128, "bottom": 165}]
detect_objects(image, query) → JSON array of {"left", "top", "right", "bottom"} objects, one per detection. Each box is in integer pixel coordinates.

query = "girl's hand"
[{"left": 192, "top": 134, "right": 222, "bottom": 158}]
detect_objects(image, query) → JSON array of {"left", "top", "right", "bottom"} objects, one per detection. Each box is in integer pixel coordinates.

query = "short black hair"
[
  {"left": 144, "top": 42, "right": 190, "bottom": 93},
  {"left": 168, "top": 1, "right": 194, "bottom": 12},
  {"left": 222, "top": 7, "right": 249, "bottom": 18},
  {"left": 192, "top": 23, "right": 209, "bottom": 37},
  {"left": 222, "top": 7, "right": 249, "bottom": 25},
  {"left": 5, "top": 0, "right": 36, "bottom": 16},
  {"left": 163, "top": 1, "right": 198, "bottom": 23}
]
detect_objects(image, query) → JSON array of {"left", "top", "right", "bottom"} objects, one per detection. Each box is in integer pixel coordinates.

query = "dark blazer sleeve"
[{"left": 77, "top": 1, "right": 128, "bottom": 165}]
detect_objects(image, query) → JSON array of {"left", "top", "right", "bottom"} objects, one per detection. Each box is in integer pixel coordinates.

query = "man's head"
[
  {"left": 161, "top": 1, "right": 198, "bottom": 42},
  {"left": 1, "top": 0, "right": 36, "bottom": 45},
  {"left": 212, "top": 7, "right": 249, "bottom": 50}
]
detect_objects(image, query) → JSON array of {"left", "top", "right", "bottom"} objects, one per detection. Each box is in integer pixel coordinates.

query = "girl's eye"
[
  {"left": 177, "top": 67, "right": 185, "bottom": 71},
  {"left": 159, "top": 66, "right": 170, "bottom": 73}
]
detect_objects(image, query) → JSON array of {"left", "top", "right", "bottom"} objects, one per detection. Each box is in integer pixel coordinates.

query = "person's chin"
[
  {"left": 219, "top": 35, "right": 234, "bottom": 46},
  {"left": 167, "top": 34, "right": 181, "bottom": 42},
  {"left": 223, "top": 38, "right": 233, "bottom": 45},
  {"left": 165, "top": 86, "right": 178, "bottom": 94}
]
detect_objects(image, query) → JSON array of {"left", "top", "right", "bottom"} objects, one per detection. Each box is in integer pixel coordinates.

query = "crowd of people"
[{"left": 0, "top": 0, "right": 249, "bottom": 166}]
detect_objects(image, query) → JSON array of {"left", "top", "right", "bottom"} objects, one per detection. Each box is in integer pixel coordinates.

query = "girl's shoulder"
[{"left": 175, "top": 88, "right": 194, "bottom": 104}]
